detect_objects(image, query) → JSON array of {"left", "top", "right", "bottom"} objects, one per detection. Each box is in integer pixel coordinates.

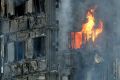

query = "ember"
[{"left": 71, "top": 8, "right": 103, "bottom": 49}]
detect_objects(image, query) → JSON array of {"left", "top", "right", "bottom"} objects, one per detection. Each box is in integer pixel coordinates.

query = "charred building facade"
[{"left": 0, "top": 0, "right": 65, "bottom": 80}]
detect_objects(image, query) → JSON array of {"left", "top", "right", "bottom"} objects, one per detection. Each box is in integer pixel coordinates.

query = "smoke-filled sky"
[{"left": 58, "top": 0, "right": 120, "bottom": 80}]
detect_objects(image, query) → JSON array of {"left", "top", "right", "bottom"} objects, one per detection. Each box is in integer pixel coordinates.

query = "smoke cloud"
[
  {"left": 58, "top": 0, "right": 120, "bottom": 80},
  {"left": 58, "top": 0, "right": 73, "bottom": 51}
]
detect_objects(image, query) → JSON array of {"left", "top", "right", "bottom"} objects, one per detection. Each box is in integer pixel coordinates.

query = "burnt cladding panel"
[
  {"left": 33, "top": 36, "right": 46, "bottom": 58},
  {"left": 15, "top": 41, "right": 25, "bottom": 61}
]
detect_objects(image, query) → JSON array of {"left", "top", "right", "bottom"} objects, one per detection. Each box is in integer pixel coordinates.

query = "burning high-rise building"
[{"left": 0, "top": 0, "right": 120, "bottom": 80}]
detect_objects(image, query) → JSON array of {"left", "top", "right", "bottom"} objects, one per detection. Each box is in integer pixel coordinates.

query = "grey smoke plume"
[
  {"left": 58, "top": 0, "right": 120, "bottom": 80},
  {"left": 58, "top": 0, "right": 73, "bottom": 51}
]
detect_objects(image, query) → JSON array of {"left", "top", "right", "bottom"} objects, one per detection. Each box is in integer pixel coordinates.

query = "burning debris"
[{"left": 71, "top": 8, "right": 103, "bottom": 49}]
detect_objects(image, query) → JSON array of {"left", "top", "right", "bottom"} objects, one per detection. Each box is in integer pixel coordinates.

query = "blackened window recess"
[
  {"left": 33, "top": 0, "right": 45, "bottom": 14},
  {"left": 56, "top": 0, "right": 59, "bottom": 8},
  {"left": 27, "top": 18, "right": 30, "bottom": 29},
  {"left": 4, "top": 43, "right": 8, "bottom": 63},
  {"left": 33, "top": 36, "right": 46, "bottom": 58},
  {"left": 15, "top": 2, "right": 25, "bottom": 17},
  {"left": 15, "top": 41, "right": 25, "bottom": 61},
  {"left": 4, "top": 3, "right": 7, "bottom": 17}
]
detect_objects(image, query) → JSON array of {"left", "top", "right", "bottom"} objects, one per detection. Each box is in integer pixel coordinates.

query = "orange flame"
[{"left": 71, "top": 8, "right": 103, "bottom": 49}]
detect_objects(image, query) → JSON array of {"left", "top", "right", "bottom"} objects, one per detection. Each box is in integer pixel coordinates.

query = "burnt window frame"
[{"left": 32, "top": 36, "right": 46, "bottom": 59}]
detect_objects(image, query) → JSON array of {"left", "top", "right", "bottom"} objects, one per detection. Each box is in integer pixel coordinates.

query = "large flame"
[{"left": 71, "top": 8, "right": 103, "bottom": 49}]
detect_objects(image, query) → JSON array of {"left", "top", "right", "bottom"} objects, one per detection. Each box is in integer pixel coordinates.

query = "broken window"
[
  {"left": 15, "top": 41, "right": 25, "bottom": 61},
  {"left": 33, "top": 0, "right": 45, "bottom": 14},
  {"left": 33, "top": 36, "right": 46, "bottom": 58},
  {"left": 15, "top": 2, "right": 25, "bottom": 17}
]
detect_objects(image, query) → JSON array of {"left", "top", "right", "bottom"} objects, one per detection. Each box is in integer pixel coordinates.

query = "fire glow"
[{"left": 71, "top": 8, "right": 103, "bottom": 49}]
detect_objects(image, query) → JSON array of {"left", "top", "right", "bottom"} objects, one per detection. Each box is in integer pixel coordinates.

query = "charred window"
[
  {"left": 56, "top": 0, "right": 59, "bottom": 8},
  {"left": 4, "top": 2, "right": 7, "bottom": 17},
  {"left": 4, "top": 43, "right": 8, "bottom": 63},
  {"left": 33, "top": 36, "right": 45, "bottom": 58},
  {"left": 15, "top": 2, "right": 25, "bottom": 16},
  {"left": 15, "top": 41, "right": 25, "bottom": 61},
  {"left": 33, "top": 0, "right": 45, "bottom": 14}
]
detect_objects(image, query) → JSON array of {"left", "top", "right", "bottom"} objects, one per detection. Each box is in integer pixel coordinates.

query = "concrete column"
[
  {"left": 45, "top": 0, "right": 56, "bottom": 70},
  {"left": 7, "top": 0, "right": 15, "bottom": 16},
  {"left": 0, "top": 0, "right": 5, "bottom": 17},
  {"left": 44, "top": 1, "right": 58, "bottom": 80},
  {"left": 25, "top": 38, "right": 33, "bottom": 59},
  {"left": 7, "top": 42, "right": 15, "bottom": 62},
  {"left": 45, "top": 0, "right": 56, "bottom": 25}
]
